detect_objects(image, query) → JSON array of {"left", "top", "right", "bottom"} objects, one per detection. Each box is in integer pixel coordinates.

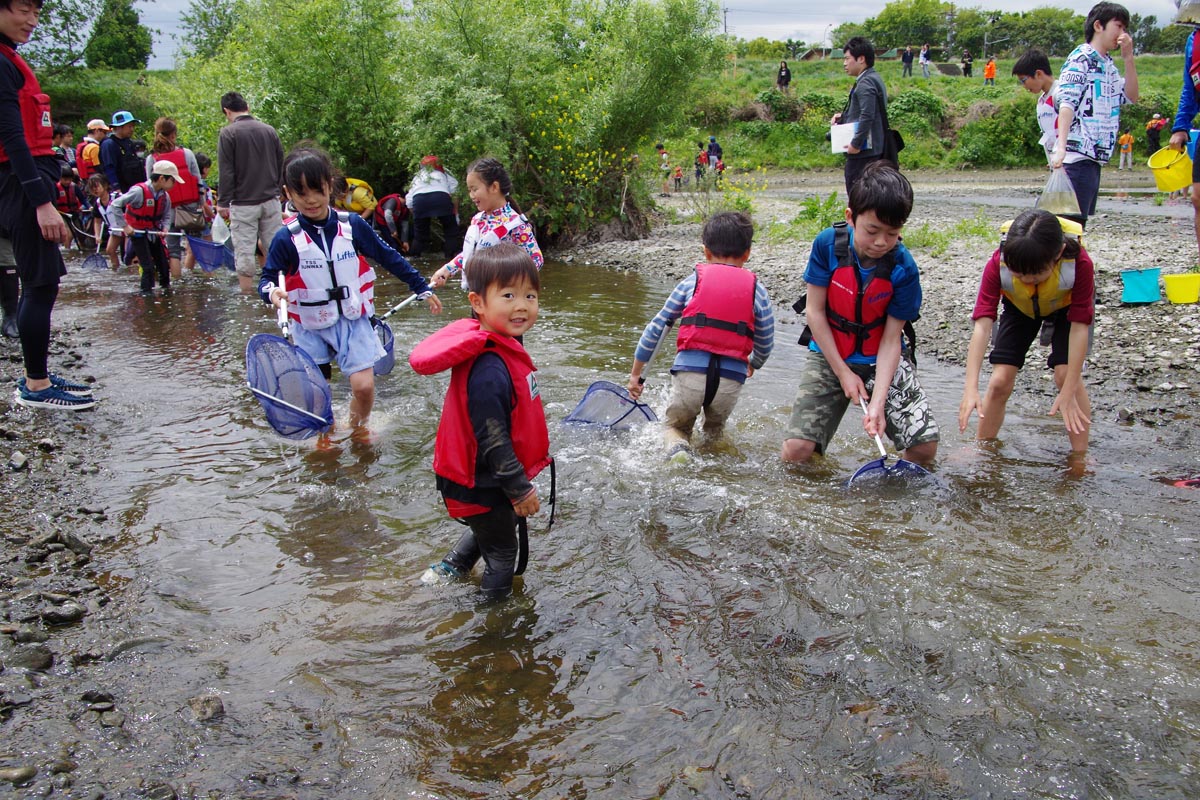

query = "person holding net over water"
[
  {"left": 781, "top": 162, "right": 939, "bottom": 468},
  {"left": 259, "top": 143, "right": 443, "bottom": 434},
  {"left": 626, "top": 211, "right": 774, "bottom": 457}
]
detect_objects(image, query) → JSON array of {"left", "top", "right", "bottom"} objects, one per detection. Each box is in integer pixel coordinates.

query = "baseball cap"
[
  {"left": 150, "top": 160, "right": 185, "bottom": 183},
  {"left": 86, "top": 118, "right": 111, "bottom": 132},
  {"left": 111, "top": 111, "right": 140, "bottom": 127},
  {"left": 1153, "top": 113, "right": 1162, "bottom": 119}
]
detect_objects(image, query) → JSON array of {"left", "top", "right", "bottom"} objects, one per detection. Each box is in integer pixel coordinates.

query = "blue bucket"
[
  {"left": 1120, "top": 267, "right": 1161, "bottom": 304},
  {"left": 1188, "top": 129, "right": 1198, "bottom": 161}
]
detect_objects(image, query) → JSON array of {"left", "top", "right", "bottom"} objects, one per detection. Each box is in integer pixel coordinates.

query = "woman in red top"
[{"left": 1, "top": 0, "right": 94, "bottom": 410}]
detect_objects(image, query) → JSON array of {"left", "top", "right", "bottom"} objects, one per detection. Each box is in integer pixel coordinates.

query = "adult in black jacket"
[{"left": 830, "top": 37, "right": 888, "bottom": 195}]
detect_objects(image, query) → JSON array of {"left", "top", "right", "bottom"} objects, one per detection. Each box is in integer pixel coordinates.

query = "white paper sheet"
[{"left": 830, "top": 122, "right": 858, "bottom": 154}]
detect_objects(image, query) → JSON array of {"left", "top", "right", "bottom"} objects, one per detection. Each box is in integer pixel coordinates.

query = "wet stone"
[
  {"left": 36, "top": 438, "right": 56, "bottom": 452},
  {"left": 142, "top": 781, "right": 178, "bottom": 800},
  {"left": 8, "top": 644, "right": 53, "bottom": 671},
  {"left": 0, "top": 766, "right": 37, "bottom": 786},
  {"left": 9, "top": 451, "right": 28, "bottom": 471},
  {"left": 12, "top": 625, "right": 48, "bottom": 643},
  {"left": 81, "top": 689, "right": 114, "bottom": 704},
  {"left": 98, "top": 710, "right": 125, "bottom": 728},
  {"left": 87, "top": 701, "right": 114, "bottom": 712},
  {"left": 41, "top": 602, "right": 86, "bottom": 625},
  {"left": 48, "top": 759, "right": 77, "bottom": 774},
  {"left": 187, "top": 693, "right": 224, "bottom": 722}
]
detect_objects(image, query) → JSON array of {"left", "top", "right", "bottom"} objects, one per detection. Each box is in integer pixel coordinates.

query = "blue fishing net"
[
  {"left": 188, "top": 236, "right": 236, "bottom": 273},
  {"left": 563, "top": 380, "right": 658, "bottom": 430},
  {"left": 372, "top": 317, "right": 395, "bottom": 376},
  {"left": 245, "top": 333, "right": 334, "bottom": 439}
]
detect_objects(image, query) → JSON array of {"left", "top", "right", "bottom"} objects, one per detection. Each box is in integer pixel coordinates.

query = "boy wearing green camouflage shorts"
[{"left": 781, "top": 162, "right": 938, "bottom": 465}]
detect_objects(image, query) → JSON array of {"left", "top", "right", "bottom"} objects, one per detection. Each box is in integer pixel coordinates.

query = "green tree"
[
  {"left": 179, "top": 0, "right": 244, "bottom": 60},
  {"left": 866, "top": 0, "right": 946, "bottom": 49},
  {"left": 24, "top": 0, "right": 105, "bottom": 73},
  {"left": 84, "top": 0, "right": 152, "bottom": 69},
  {"left": 1011, "top": 7, "right": 1082, "bottom": 57}
]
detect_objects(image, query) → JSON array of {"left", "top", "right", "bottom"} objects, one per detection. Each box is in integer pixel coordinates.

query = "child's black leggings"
[
  {"left": 445, "top": 505, "right": 523, "bottom": 600},
  {"left": 17, "top": 282, "right": 57, "bottom": 381},
  {"left": 131, "top": 234, "right": 170, "bottom": 291}
]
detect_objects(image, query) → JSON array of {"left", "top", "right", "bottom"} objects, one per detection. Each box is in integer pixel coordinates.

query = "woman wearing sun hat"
[{"left": 405, "top": 154, "right": 462, "bottom": 258}]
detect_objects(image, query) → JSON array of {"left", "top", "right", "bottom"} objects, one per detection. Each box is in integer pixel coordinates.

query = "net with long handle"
[{"left": 563, "top": 380, "right": 658, "bottom": 430}]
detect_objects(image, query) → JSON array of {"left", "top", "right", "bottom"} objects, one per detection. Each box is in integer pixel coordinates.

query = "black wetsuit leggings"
[
  {"left": 17, "top": 282, "right": 57, "bottom": 381},
  {"left": 130, "top": 234, "right": 170, "bottom": 291},
  {"left": 445, "top": 504, "right": 521, "bottom": 600}
]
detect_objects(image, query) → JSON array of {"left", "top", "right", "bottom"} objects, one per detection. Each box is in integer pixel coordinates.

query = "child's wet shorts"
[
  {"left": 291, "top": 314, "right": 385, "bottom": 376},
  {"left": 785, "top": 350, "right": 940, "bottom": 455},
  {"left": 989, "top": 301, "right": 1090, "bottom": 370}
]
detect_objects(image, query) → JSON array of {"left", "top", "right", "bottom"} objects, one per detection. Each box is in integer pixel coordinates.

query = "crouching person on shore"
[
  {"left": 959, "top": 208, "right": 1093, "bottom": 453},
  {"left": 781, "top": 162, "right": 939, "bottom": 466}
]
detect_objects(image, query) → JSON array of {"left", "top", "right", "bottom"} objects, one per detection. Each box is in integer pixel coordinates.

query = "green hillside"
[{"left": 663, "top": 53, "right": 1187, "bottom": 172}]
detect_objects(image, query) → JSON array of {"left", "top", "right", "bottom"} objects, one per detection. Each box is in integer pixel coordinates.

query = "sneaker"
[
  {"left": 420, "top": 561, "right": 462, "bottom": 585},
  {"left": 15, "top": 385, "right": 96, "bottom": 411},
  {"left": 17, "top": 374, "right": 93, "bottom": 396}
]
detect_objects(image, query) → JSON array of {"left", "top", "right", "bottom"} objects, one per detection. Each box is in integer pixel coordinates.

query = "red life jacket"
[
  {"left": 75, "top": 140, "right": 95, "bottom": 181},
  {"left": 409, "top": 318, "right": 551, "bottom": 492},
  {"left": 0, "top": 43, "right": 54, "bottom": 163},
  {"left": 676, "top": 262, "right": 757, "bottom": 360},
  {"left": 372, "top": 194, "right": 408, "bottom": 229},
  {"left": 54, "top": 182, "right": 80, "bottom": 215},
  {"left": 795, "top": 222, "right": 912, "bottom": 361},
  {"left": 124, "top": 182, "right": 165, "bottom": 231},
  {"left": 1190, "top": 31, "right": 1200, "bottom": 93},
  {"left": 824, "top": 223, "right": 896, "bottom": 359},
  {"left": 155, "top": 148, "right": 200, "bottom": 206}
]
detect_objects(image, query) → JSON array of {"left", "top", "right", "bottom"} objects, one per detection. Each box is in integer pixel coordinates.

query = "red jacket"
[{"left": 410, "top": 318, "right": 550, "bottom": 491}]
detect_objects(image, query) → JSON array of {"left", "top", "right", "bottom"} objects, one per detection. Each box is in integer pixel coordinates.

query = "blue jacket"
[{"left": 1173, "top": 30, "right": 1199, "bottom": 135}]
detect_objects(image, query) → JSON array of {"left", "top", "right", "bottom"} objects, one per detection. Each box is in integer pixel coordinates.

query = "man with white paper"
[{"left": 830, "top": 37, "right": 887, "bottom": 196}]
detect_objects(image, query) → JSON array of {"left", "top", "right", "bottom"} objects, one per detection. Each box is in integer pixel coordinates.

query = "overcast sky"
[{"left": 142, "top": 0, "right": 1185, "bottom": 69}]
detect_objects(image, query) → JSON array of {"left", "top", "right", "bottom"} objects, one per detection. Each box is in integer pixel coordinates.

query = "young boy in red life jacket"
[
  {"left": 781, "top": 161, "right": 939, "bottom": 466},
  {"left": 409, "top": 242, "right": 551, "bottom": 601},
  {"left": 53, "top": 163, "right": 83, "bottom": 248},
  {"left": 626, "top": 211, "right": 775, "bottom": 456},
  {"left": 110, "top": 159, "right": 180, "bottom": 294}
]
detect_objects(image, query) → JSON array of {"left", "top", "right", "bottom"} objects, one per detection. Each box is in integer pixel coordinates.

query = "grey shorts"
[{"left": 785, "top": 351, "right": 939, "bottom": 455}]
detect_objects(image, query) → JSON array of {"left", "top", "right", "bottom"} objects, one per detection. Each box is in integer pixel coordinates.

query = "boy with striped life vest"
[
  {"left": 74, "top": 118, "right": 108, "bottom": 182},
  {"left": 410, "top": 243, "right": 550, "bottom": 600},
  {"left": 260, "top": 145, "right": 443, "bottom": 431},
  {"left": 959, "top": 209, "right": 1094, "bottom": 454},
  {"left": 627, "top": 211, "right": 775, "bottom": 455},
  {"left": 110, "top": 160, "right": 179, "bottom": 293},
  {"left": 782, "top": 162, "right": 938, "bottom": 466}
]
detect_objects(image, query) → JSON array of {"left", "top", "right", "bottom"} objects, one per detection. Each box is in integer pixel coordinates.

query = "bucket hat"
[{"left": 111, "top": 111, "right": 140, "bottom": 127}]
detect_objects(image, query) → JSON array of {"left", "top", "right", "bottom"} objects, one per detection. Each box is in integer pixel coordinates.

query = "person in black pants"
[
  {"left": 406, "top": 154, "right": 462, "bottom": 258},
  {"left": 1, "top": 0, "right": 95, "bottom": 410}
]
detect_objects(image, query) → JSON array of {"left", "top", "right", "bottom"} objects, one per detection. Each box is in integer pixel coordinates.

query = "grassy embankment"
[{"left": 658, "top": 53, "right": 1186, "bottom": 175}]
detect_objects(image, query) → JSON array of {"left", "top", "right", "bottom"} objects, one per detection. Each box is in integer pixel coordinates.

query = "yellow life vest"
[
  {"left": 336, "top": 177, "right": 377, "bottom": 214},
  {"left": 997, "top": 216, "right": 1083, "bottom": 319}
]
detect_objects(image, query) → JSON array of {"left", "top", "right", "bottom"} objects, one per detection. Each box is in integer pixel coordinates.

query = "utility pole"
[{"left": 723, "top": 6, "right": 729, "bottom": 35}]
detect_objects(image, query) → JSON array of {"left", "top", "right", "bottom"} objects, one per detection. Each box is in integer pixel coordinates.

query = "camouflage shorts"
[{"left": 784, "top": 351, "right": 940, "bottom": 455}]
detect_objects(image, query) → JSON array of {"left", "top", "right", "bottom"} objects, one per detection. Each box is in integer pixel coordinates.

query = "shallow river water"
[{"left": 34, "top": 259, "right": 1200, "bottom": 798}]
